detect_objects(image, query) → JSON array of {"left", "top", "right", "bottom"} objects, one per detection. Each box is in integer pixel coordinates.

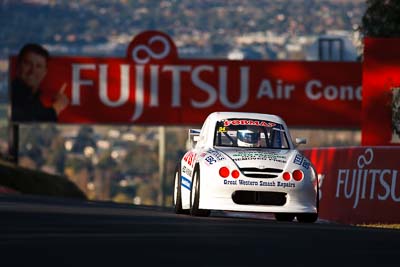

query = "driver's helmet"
[{"left": 237, "top": 128, "right": 260, "bottom": 147}]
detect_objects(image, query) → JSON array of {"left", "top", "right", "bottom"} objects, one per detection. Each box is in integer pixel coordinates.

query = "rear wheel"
[
  {"left": 173, "top": 164, "right": 184, "bottom": 214},
  {"left": 275, "top": 213, "right": 295, "bottom": 222},
  {"left": 296, "top": 213, "right": 318, "bottom": 223},
  {"left": 190, "top": 165, "right": 210, "bottom": 217}
]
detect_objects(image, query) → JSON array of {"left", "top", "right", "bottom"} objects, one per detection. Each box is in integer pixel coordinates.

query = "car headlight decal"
[
  {"left": 219, "top": 166, "right": 240, "bottom": 179},
  {"left": 282, "top": 171, "right": 291, "bottom": 181},
  {"left": 231, "top": 170, "right": 240, "bottom": 179},
  {"left": 282, "top": 170, "right": 304, "bottom": 181},
  {"left": 219, "top": 167, "right": 230, "bottom": 178},
  {"left": 292, "top": 170, "right": 304, "bottom": 181}
]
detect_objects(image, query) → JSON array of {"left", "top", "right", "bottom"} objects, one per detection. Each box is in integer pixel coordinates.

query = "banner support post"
[
  {"left": 7, "top": 123, "right": 19, "bottom": 165},
  {"left": 158, "top": 126, "right": 166, "bottom": 206}
]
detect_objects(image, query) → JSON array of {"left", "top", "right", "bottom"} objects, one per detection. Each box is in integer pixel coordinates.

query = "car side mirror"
[{"left": 295, "top": 137, "right": 307, "bottom": 145}]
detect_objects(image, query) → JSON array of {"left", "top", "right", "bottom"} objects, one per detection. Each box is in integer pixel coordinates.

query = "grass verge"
[{"left": 358, "top": 224, "right": 400, "bottom": 230}]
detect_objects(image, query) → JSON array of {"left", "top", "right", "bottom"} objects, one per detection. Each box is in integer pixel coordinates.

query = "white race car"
[{"left": 173, "top": 112, "right": 318, "bottom": 223}]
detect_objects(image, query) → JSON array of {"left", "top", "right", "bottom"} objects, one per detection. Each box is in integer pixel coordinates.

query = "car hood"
[{"left": 215, "top": 147, "right": 294, "bottom": 169}]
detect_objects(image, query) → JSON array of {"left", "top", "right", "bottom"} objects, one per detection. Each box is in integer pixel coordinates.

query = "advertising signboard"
[
  {"left": 10, "top": 31, "right": 362, "bottom": 126},
  {"left": 362, "top": 38, "right": 400, "bottom": 146},
  {"left": 303, "top": 147, "right": 400, "bottom": 224}
]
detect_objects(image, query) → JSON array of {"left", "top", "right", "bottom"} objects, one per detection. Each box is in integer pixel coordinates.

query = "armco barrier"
[{"left": 301, "top": 147, "right": 400, "bottom": 225}]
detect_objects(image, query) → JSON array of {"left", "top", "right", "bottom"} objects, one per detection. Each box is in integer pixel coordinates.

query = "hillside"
[{"left": 0, "top": 159, "right": 86, "bottom": 199}]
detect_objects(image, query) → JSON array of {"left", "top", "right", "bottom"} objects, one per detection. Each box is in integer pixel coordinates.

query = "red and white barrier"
[{"left": 302, "top": 147, "right": 400, "bottom": 224}]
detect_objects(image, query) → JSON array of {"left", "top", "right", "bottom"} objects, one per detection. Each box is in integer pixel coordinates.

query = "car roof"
[{"left": 198, "top": 111, "right": 293, "bottom": 149}]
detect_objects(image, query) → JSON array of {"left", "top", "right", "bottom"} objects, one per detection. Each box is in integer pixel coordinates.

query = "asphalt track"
[{"left": 0, "top": 194, "right": 399, "bottom": 267}]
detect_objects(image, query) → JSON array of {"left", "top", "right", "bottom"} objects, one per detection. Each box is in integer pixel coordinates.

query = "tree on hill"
[{"left": 360, "top": 0, "right": 400, "bottom": 37}]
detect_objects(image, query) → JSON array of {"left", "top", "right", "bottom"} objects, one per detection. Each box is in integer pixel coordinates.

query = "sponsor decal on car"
[
  {"left": 183, "top": 151, "right": 196, "bottom": 167},
  {"left": 206, "top": 149, "right": 226, "bottom": 160},
  {"left": 218, "top": 126, "right": 227, "bottom": 133},
  {"left": 223, "top": 120, "right": 276, "bottom": 127},
  {"left": 204, "top": 155, "right": 217, "bottom": 165},
  {"left": 199, "top": 148, "right": 226, "bottom": 165},
  {"left": 223, "top": 179, "right": 295, "bottom": 188},
  {"left": 231, "top": 151, "right": 287, "bottom": 163},
  {"left": 293, "top": 153, "right": 310, "bottom": 169},
  {"left": 181, "top": 176, "right": 191, "bottom": 191},
  {"left": 182, "top": 165, "right": 192, "bottom": 177}
]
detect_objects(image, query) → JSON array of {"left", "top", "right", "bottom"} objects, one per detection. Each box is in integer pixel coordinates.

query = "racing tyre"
[
  {"left": 296, "top": 213, "right": 318, "bottom": 223},
  {"left": 190, "top": 165, "right": 210, "bottom": 217},
  {"left": 173, "top": 164, "right": 186, "bottom": 214},
  {"left": 274, "top": 213, "right": 295, "bottom": 222}
]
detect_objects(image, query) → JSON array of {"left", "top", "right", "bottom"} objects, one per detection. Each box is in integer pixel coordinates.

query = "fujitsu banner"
[
  {"left": 362, "top": 38, "right": 400, "bottom": 146},
  {"left": 10, "top": 31, "right": 362, "bottom": 126},
  {"left": 302, "top": 147, "right": 400, "bottom": 224}
]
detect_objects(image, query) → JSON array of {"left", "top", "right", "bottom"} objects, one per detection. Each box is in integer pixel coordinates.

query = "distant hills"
[{"left": 0, "top": 0, "right": 365, "bottom": 57}]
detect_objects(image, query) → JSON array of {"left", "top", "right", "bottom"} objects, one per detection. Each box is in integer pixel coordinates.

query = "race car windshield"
[{"left": 213, "top": 119, "right": 290, "bottom": 149}]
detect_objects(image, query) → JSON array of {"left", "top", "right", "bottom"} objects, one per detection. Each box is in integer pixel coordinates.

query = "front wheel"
[
  {"left": 190, "top": 165, "right": 210, "bottom": 217},
  {"left": 274, "top": 213, "right": 295, "bottom": 222},
  {"left": 173, "top": 164, "right": 185, "bottom": 214},
  {"left": 296, "top": 213, "right": 318, "bottom": 223}
]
